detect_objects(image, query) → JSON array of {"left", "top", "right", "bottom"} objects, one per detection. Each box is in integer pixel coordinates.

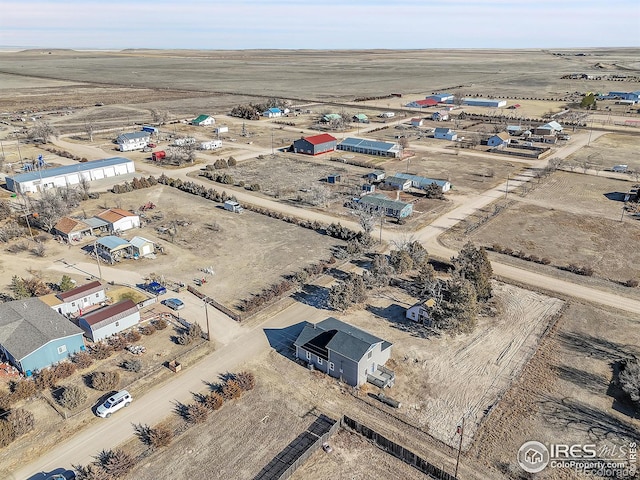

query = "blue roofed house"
[
  {"left": 263, "top": 107, "right": 282, "bottom": 118},
  {"left": 294, "top": 318, "right": 394, "bottom": 388},
  {"left": 0, "top": 298, "right": 85, "bottom": 374}
]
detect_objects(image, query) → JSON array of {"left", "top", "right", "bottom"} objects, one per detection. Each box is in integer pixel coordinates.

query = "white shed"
[{"left": 130, "top": 236, "right": 155, "bottom": 257}]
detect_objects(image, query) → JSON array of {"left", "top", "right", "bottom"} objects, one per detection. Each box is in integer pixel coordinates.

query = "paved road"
[{"left": 14, "top": 125, "right": 639, "bottom": 479}]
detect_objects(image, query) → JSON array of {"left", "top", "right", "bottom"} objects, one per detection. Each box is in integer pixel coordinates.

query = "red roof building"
[
  {"left": 293, "top": 134, "right": 338, "bottom": 155},
  {"left": 405, "top": 98, "right": 438, "bottom": 108}
]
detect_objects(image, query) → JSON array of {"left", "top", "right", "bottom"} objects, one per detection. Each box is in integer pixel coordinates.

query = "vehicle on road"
[
  {"left": 162, "top": 298, "right": 184, "bottom": 310},
  {"left": 96, "top": 390, "right": 132, "bottom": 418}
]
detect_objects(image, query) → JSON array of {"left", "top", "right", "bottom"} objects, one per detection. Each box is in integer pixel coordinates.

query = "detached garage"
[{"left": 79, "top": 300, "right": 140, "bottom": 342}]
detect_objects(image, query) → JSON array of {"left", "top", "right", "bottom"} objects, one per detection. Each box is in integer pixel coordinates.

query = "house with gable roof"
[
  {"left": 0, "top": 298, "right": 85, "bottom": 374},
  {"left": 294, "top": 317, "right": 394, "bottom": 387}
]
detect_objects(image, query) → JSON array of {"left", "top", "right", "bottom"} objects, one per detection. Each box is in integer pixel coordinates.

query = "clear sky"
[{"left": 1, "top": 0, "right": 638, "bottom": 50}]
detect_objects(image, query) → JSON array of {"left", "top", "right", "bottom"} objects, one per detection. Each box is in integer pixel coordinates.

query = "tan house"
[{"left": 53, "top": 217, "right": 92, "bottom": 242}]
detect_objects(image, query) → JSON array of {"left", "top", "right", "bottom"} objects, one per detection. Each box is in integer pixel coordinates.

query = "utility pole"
[
  {"left": 93, "top": 240, "right": 103, "bottom": 281},
  {"left": 271, "top": 131, "right": 274, "bottom": 156},
  {"left": 455, "top": 416, "right": 465, "bottom": 478},
  {"left": 379, "top": 212, "right": 383, "bottom": 244},
  {"left": 620, "top": 206, "right": 625, "bottom": 222},
  {"left": 203, "top": 297, "right": 211, "bottom": 342},
  {"left": 505, "top": 173, "right": 510, "bottom": 199}
]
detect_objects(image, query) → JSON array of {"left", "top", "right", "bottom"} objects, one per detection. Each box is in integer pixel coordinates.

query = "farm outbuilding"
[
  {"left": 427, "top": 93, "right": 454, "bottom": 103},
  {"left": 358, "top": 193, "right": 413, "bottom": 218},
  {"left": 5, "top": 157, "right": 135, "bottom": 194},
  {"left": 200, "top": 140, "right": 222, "bottom": 150},
  {"left": 53, "top": 217, "right": 92, "bottom": 243},
  {"left": 405, "top": 98, "right": 438, "bottom": 108},
  {"left": 95, "top": 236, "right": 132, "bottom": 262},
  {"left": 292, "top": 133, "right": 337, "bottom": 155},
  {"left": 327, "top": 174, "right": 341, "bottom": 184},
  {"left": 0, "top": 298, "right": 85, "bottom": 374},
  {"left": 337, "top": 138, "right": 401, "bottom": 158},
  {"left": 432, "top": 111, "right": 449, "bottom": 121},
  {"left": 434, "top": 128, "right": 457, "bottom": 141},
  {"left": 450, "top": 98, "right": 507, "bottom": 108},
  {"left": 95, "top": 208, "right": 140, "bottom": 233},
  {"left": 79, "top": 300, "right": 140, "bottom": 342},
  {"left": 116, "top": 131, "right": 150, "bottom": 152},
  {"left": 352, "top": 113, "right": 369, "bottom": 123},
  {"left": 191, "top": 115, "right": 215, "bottom": 126},
  {"left": 406, "top": 298, "right": 436, "bottom": 324},
  {"left": 294, "top": 317, "right": 394, "bottom": 387},
  {"left": 214, "top": 126, "right": 229, "bottom": 134},
  {"left": 410, "top": 118, "right": 424, "bottom": 127},
  {"left": 130, "top": 236, "right": 155, "bottom": 257}
]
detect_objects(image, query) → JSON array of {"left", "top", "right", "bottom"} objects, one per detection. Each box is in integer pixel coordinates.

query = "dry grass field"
[
  {"left": 442, "top": 170, "right": 640, "bottom": 284},
  {"left": 469, "top": 302, "right": 640, "bottom": 479},
  {"left": 337, "top": 281, "right": 565, "bottom": 448},
  {"left": 564, "top": 133, "right": 640, "bottom": 173}
]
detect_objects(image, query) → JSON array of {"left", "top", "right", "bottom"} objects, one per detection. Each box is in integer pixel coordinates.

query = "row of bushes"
[
  {"left": 40, "top": 146, "right": 88, "bottom": 162},
  {"left": 205, "top": 157, "right": 237, "bottom": 170},
  {"left": 487, "top": 244, "right": 617, "bottom": 280},
  {"left": 72, "top": 372, "right": 256, "bottom": 479},
  {"left": 240, "top": 258, "right": 335, "bottom": 314},
  {"left": 112, "top": 175, "right": 159, "bottom": 194}
]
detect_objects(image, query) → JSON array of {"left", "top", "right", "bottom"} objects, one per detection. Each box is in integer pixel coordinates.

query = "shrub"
[
  {"left": 187, "top": 323, "right": 202, "bottom": 339},
  {"left": 108, "top": 335, "right": 128, "bottom": 351},
  {"left": 186, "top": 402, "right": 209, "bottom": 423},
  {"left": 96, "top": 448, "right": 136, "bottom": 478},
  {"left": 152, "top": 319, "right": 168, "bottom": 330},
  {"left": 90, "top": 343, "right": 114, "bottom": 360},
  {"left": 0, "top": 393, "right": 12, "bottom": 410},
  {"left": 139, "top": 324, "right": 156, "bottom": 336},
  {"left": 203, "top": 392, "right": 224, "bottom": 411},
  {"left": 235, "top": 371, "right": 256, "bottom": 391},
  {"left": 72, "top": 351, "right": 94, "bottom": 369},
  {"left": 540, "top": 257, "right": 551, "bottom": 265},
  {"left": 0, "top": 420, "right": 14, "bottom": 448},
  {"left": 10, "top": 379, "right": 37, "bottom": 400},
  {"left": 35, "top": 368, "right": 58, "bottom": 390},
  {"left": 53, "top": 361, "right": 77, "bottom": 380},
  {"left": 58, "top": 385, "right": 87, "bottom": 410},
  {"left": 176, "top": 334, "right": 192, "bottom": 346},
  {"left": 121, "top": 359, "right": 142, "bottom": 373},
  {"left": 625, "top": 279, "right": 639, "bottom": 288},
  {"left": 125, "top": 330, "right": 142, "bottom": 343},
  {"left": 7, "top": 408, "right": 34, "bottom": 437},
  {"left": 90, "top": 371, "right": 120, "bottom": 391},
  {"left": 149, "top": 425, "right": 173, "bottom": 448},
  {"left": 227, "top": 156, "right": 237, "bottom": 166},
  {"left": 221, "top": 380, "right": 243, "bottom": 400}
]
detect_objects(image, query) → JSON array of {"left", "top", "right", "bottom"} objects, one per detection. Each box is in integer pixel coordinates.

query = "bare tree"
[
  {"left": 27, "top": 122, "right": 58, "bottom": 144},
  {"left": 306, "top": 184, "right": 332, "bottom": 207},
  {"left": 350, "top": 201, "right": 379, "bottom": 236},
  {"left": 32, "top": 189, "right": 71, "bottom": 232},
  {"left": 79, "top": 176, "right": 91, "bottom": 199},
  {"left": 84, "top": 120, "right": 95, "bottom": 142},
  {"left": 150, "top": 109, "right": 170, "bottom": 125}
]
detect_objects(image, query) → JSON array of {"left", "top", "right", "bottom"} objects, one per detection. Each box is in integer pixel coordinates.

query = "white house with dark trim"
[
  {"left": 79, "top": 300, "right": 140, "bottom": 342},
  {"left": 49, "top": 280, "right": 106, "bottom": 316},
  {"left": 406, "top": 298, "right": 436, "bottom": 324},
  {"left": 294, "top": 318, "right": 394, "bottom": 387}
]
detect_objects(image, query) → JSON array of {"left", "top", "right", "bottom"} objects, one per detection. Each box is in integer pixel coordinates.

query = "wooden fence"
[{"left": 187, "top": 285, "right": 242, "bottom": 322}]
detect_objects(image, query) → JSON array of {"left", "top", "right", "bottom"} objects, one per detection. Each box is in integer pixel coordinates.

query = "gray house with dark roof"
[
  {"left": 0, "top": 298, "right": 85, "bottom": 374},
  {"left": 294, "top": 318, "right": 393, "bottom": 387}
]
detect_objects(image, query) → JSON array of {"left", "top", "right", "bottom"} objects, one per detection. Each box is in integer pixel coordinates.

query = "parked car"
[
  {"left": 96, "top": 390, "right": 132, "bottom": 418},
  {"left": 146, "top": 281, "right": 167, "bottom": 295},
  {"left": 322, "top": 442, "right": 333, "bottom": 453},
  {"left": 162, "top": 298, "right": 184, "bottom": 310}
]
